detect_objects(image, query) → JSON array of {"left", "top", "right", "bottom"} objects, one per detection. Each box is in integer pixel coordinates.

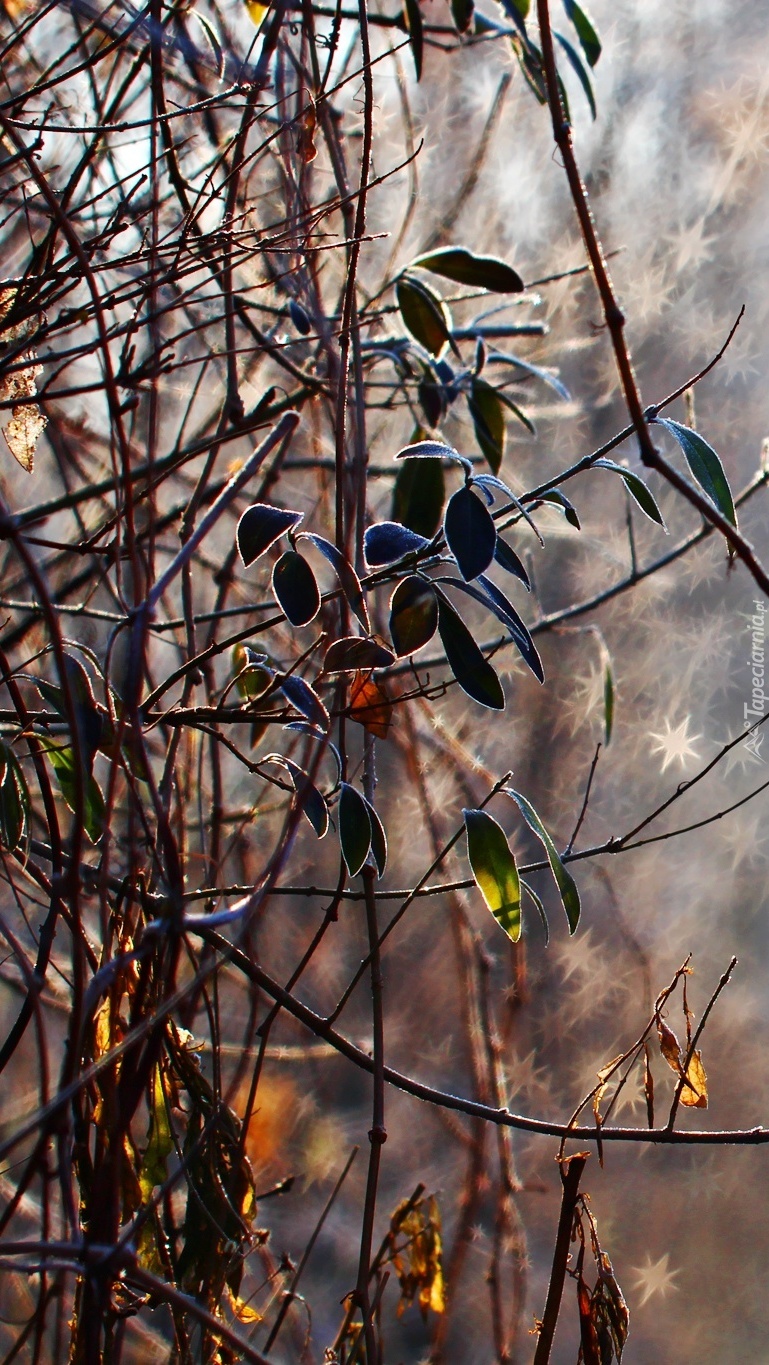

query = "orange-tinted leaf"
[
  {"left": 297, "top": 96, "right": 317, "bottom": 162},
  {"left": 350, "top": 671, "right": 392, "bottom": 739}
]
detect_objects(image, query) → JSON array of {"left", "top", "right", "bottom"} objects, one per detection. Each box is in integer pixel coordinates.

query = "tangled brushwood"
[{"left": 0, "top": 0, "right": 768, "bottom": 1361}]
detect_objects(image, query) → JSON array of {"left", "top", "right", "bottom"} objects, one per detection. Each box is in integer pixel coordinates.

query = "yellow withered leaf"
[
  {"left": 244, "top": 0, "right": 269, "bottom": 27},
  {"left": 680, "top": 1048, "right": 708, "bottom": 1109}
]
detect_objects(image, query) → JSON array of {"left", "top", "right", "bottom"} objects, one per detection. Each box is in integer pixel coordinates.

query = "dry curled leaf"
[
  {"left": 0, "top": 287, "right": 46, "bottom": 472},
  {"left": 657, "top": 1019, "right": 683, "bottom": 1073},
  {"left": 297, "top": 96, "right": 317, "bottom": 163},
  {"left": 389, "top": 1195, "right": 445, "bottom": 1319},
  {"left": 680, "top": 1048, "right": 708, "bottom": 1108}
]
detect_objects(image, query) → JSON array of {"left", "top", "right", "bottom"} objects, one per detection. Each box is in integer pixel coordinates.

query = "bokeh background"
[{"left": 1, "top": 0, "right": 769, "bottom": 1361}]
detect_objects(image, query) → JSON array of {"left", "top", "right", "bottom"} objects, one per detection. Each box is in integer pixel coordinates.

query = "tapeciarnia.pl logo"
[{"left": 743, "top": 599, "right": 766, "bottom": 761}]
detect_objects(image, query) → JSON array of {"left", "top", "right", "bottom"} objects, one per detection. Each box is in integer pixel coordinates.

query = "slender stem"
[{"left": 532, "top": 1154, "right": 588, "bottom": 1365}]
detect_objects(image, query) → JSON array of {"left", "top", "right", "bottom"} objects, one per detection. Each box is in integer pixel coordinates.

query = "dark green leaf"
[
  {"left": 451, "top": 0, "right": 474, "bottom": 34},
  {"left": 436, "top": 594, "right": 504, "bottom": 710},
  {"left": 540, "top": 489, "right": 580, "bottom": 528},
  {"left": 47, "top": 743, "right": 105, "bottom": 844},
  {"left": 444, "top": 486, "right": 497, "bottom": 580},
  {"left": 301, "top": 533, "right": 370, "bottom": 632},
  {"left": 506, "top": 788, "right": 581, "bottom": 933},
  {"left": 289, "top": 299, "right": 312, "bottom": 334},
  {"left": 521, "top": 878, "right": 549, "bottom": 944},
  {"left": 364, "top": 798, "right": 387, "bottom": 876},
  {"left": 393, "top": 454, "right": 445, "bottom": 537},
  {"left": 464, "top": 808, "right": 521, "bottom": 941},
  {"left": 513, "top": 34, "right": 548, "bottom": 103},
  {"left": 494, "top": 537, "right": 531, "bottom": 589},
  {"left": 323, "top": 637, "right": 395, "bottom": 672},
  {"left": 487, "top": 350, "right": 570, "bottom": 400},
  {"left": 412, "top": 247, "right": 524, "bottom": 294},
  {"left": 0, "top": 740, "right": 28, "bottom": 852},
  {"left": 272, "top": 550, "right": 320, "bottom": 626},
  {"left": 268, "top": 755, "right": 329, "bottom": 837},
  {"left": 496, "top": 389, "right": 536, "bottom": 434},
  {"left": 417, "top": 374, "right": 446, "bottom": 428},
  {"left": 603, "top": 647, "right": 614, "bottom": 745},
  {"left": 395, "top": 438, "right": 472, "bottom": 475},
  {"left": 390, "top": 576, "right": 439, "bottom": 656},
  {"left": 237, "top": 503, "right": 303, "bottom": 566},
  {"left": 563, "top": 0, "right": 601, "bottom": 65},
  {"left": 653, "top": 417, "right": 737, "bottom": 526},
  {"left": 279, "top": 674, "right": 329, "bottom": 731},
  {"left": 477, "top": 575, "right": 544, "bottom": 680},
  {"left": 364, "top": 521, "right": 430, "bottom": 566},
  {"left": 468, "top": 377, "right": 506, "bottom": 472},
  {"left": 338, "top": 782, "right": 372, "bottom": 876},
  {"left": 555, "top": 29, "right": 596, "bottom": 120},
  {"left": 403, "top": 0, "right": 423, "bottom": 78},
  {"left": 593, "top": 458, "right": 666, "bottom": 528},
  {"left": 396, "top": 275, "right": 457, "bottom": 358},
  {"left": 63, "top": 654, "right": 103, "bottom": 773},
  {"left": 439, "top": 574, "right": 543, "bottom": 680}
]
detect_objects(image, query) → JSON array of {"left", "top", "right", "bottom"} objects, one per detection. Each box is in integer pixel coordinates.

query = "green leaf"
[
  {"left": 395, "top": 438, "right": 473, "bottom": 478},
  {"left": 139, "top": 1066, "right": 174, "bottom": 1201},
  {"left": 555, "top": 29, "right": 596, "bottom": 120},
  {"left": 595, "top": 634, "right": 614, "bottom": 744},
  {"left": 0, "top": 740, "right": 29, "bottom": 852},
  {"left": 390, "top": 576, "right": 439, "bottom": 656},
  {"left": 46, "top": 743, "right": 105, "bottom": 844},
  {"left": 468, "top": 377, "right": 506, "bottom": 472},
  {"left": 563, "top": 0, "right": 601, "bottom": 65},
  {"left": 323, "top": 637, "right": 395, "bottom": 673},
  {"left": 540, "top": 489, "right": 580, "bottom": 528},
  {"left": 403, "top": 0, "right": 423, "bottom": 78},
  {"left": 396, "top": 275, "right": 457, "bottom": 358},
  {"left": 364, "top": 798, "right": 387, "bottom": 877},
  {"left": 593, "top": 458, "right": 666, "bottom": 528},
  {"left": 436, "top": 594, "right": 504, "bottom": 710},
  {"left": 279, "top": 674, "right": 329, "bottom": 731},
  {"left": 521, "top": 878, "right": 549, "bottom": 944},
  {"left": 232, "top": 644, "right": 273, "bottom": 700},
  {"left": 418, "top": 372, "right": 446, "bottom": 428},
  {"left": 653, "top": 417, "right": 737, "bottom": 526},
  {"left": 496, "top": 389, "right": 535, "bottom": 434},
  {"left": 506, "top": 789, "right": 580, "bottom": 933},
  {"left": 464, "top": 809, "right": 521, "bottom": 941},
  {"left": 451, "top": 0, "right": 474, "bottom": 34},
  {"left": 412, "top": 247, "right": 524, "bottom": 294},
  {"left": 265, "top": 755, "right": 329, "bottom": 837},
  {"left": 237, "top": 503, "right": 303, "bottom": 566},
  {"left": 393, "top": 453, "right": 445, "bottom": 537},
  {"left": 301, "top": 533, "right": 370, "bottom": 633},
  {"left": 338, "top": 782, "right": 372, "bottom": 876},
  {"left": 272, "top": 550, "right": 320, "bottom": 626},
  {"left": 444, "top": 485, "right": 497, "bottom": 580}
]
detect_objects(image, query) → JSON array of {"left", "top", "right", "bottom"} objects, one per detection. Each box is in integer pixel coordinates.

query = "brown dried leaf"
[
  {"left": 297, "top": 97, "right": 317, "bottom": 163},
  {"left": 657, "top": 1019, "right": 682, "bottom": 1074},
  {"left": 680, "top": 1048, "right": 708, "bottom": 1108}
]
